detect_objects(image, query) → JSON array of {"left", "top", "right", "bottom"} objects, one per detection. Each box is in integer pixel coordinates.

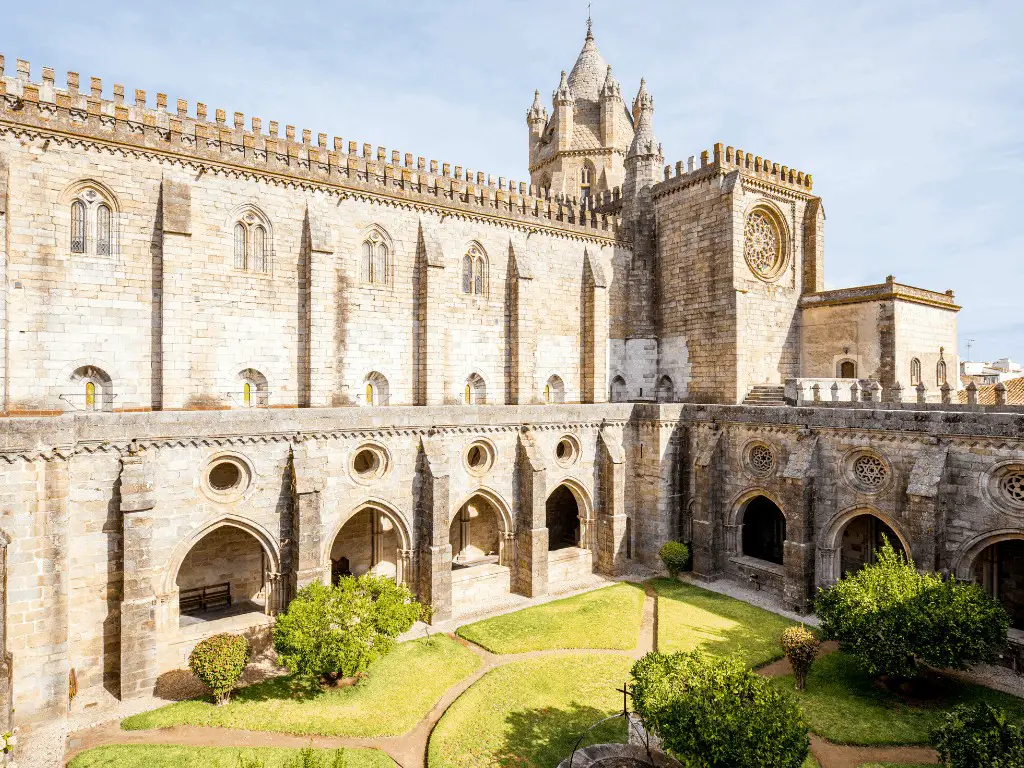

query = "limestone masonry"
[{"left": 0, "top": 22, "right": 1021, "bottom": 731}]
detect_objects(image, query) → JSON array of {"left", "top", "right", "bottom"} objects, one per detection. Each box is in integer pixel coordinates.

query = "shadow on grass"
[{"left": 493, "top": 703, "right": 627, "bottom": 768}]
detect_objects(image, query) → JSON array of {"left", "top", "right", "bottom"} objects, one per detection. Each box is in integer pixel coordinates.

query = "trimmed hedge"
[
  {"left": 781, "top": 626, "right": 819, "bottom": 691},
  {"left": 659, "top": 541, "right": 691, "bottom": 577},
  {"left": 188, "top": 633, "right": 251, "bottom": 705}
]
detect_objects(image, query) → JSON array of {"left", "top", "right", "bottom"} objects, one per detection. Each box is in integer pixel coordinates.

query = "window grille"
[
  {"left": 71, "top": 201, "right": 86, "bottom": 253},
  {"left": 95, "top": 204, "right": 111, "bottom": 255},
  {"left": 252, "top": 226, "right": 267, "bottom": 273},
  {"left": 233, "top": 223, "right": 247, "bottom": 269}
]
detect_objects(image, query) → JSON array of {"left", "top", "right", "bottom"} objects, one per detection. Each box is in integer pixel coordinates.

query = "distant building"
[{"left": 961, "top": 358, "right": 1023, "bottom": 386}]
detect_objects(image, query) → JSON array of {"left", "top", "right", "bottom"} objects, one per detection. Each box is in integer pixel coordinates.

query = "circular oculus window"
[
  {"left": 350, "top": 443, "right": 390, "bottom": 484},
  {"left": 554, "top": 435, "right": 581, "bottom": 467},
  {"left": 841, "top": 449, "right": 892, "bottom": 494},
  {"left": 981, "top": 462, "right": 1024, "bottom": 515},
  {"left": 464, "top": 440, "right": 495, "bottom": 475},
  {"left": 745, "top": 442, "right": 775, "bottom": 476},
  {"left": 200, "top": 454, "right": 253, "bottom": 503},
  {"left": 743, "top": 209, "right": 786, "bottom": 281}
]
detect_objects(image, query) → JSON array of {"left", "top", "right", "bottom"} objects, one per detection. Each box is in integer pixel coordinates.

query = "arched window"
[
  {"left": 232, "top": 209, "right": 271, "bottom": 273},
  {"left": 95, "top": 204, "right": 111, "bottom": 256},
  {"left": 839, "top": 360, "right": 857, "bottom": 379},
  {"left": 363, "top": 371, "right": 389, "bottom": 406},
  {"left": 85, "top": 381, "right": 96, "bottom": 410},
  {"left": 910, "top": 358, "right": 922, "bottom": 386},
  {"left": 462, "top": 244, "right": 487, "bottom": 296},
  {"left": 610, "top": 376, "right": 627, "bottom": 403},
  {"left": 233, "top": 222, "right": 247, "bottom": 270},
  {"left": 580, "top": 163, "right": 593, "bottom": 202},
  {"left": 360, "top": 229, "right": 391, "bottom": 286},
  {"left": 252, "top": 226, "right": 267, "bottom": 273},
  {"left": 71, "top": 200, "right": 87, "bottom": 254},
  {"left": 365, "top": 383, "right": 375, "bottom": 405},
  {"left": 243, "top": 382, "right": 252, "bottom": 406},
  {"left": 656, "top": 375, "right": 674, "bottom": 403},
  {"left": 464, "top": 373, "right": 486, "bottom": 405},
  {"left": 69, "top": 365, "right": 112, "bottom": 412},
  {"left": 237, "top": 368, "right": 268, "bottom": 408},
  {"left": 937, "top": 359, "right": 948, "bottom": 387},
  {"left": 545, "top": 375, "right": 565, "bottom": 404}
]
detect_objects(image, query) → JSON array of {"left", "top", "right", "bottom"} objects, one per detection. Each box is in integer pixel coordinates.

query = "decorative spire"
[
  {"left": 526, "top": 89, "right": 548, "bottom": 124},
  {"left": 553, "top": 70, "right": 575, "bottom": 105},
  {"left": 586, "top": 14, "right": 594, "bottom": 42},
  {"left": 627, "top": 78, "right": 659, "bottom": 160},
  {"left": 601, "top": 65, "right": 620, "bottom": 99}
]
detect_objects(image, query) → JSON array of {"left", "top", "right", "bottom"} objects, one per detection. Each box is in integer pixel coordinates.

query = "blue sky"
[{"left": 3, "top": 0, "right": 1022, "bottom": 364}]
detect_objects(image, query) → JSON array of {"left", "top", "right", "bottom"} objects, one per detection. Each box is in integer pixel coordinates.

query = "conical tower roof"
[{"left": 567, "top": 19, "right": 609, "bottom": 102}]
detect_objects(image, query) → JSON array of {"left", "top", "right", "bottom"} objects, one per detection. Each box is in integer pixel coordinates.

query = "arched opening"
[
  {"left": 363, "top": 371, "right": 390, "bottom": 406},
  {"left": 237, "top": 368, "right": 268, "bottom": 408},
  {"left": 449, "top": 493, "right": 513, "bottom": 613},
  {"left": 175, "top": 525, "right": 271, "bottom": 628},
  {"left": 972, "top": 539, "right": 1024, "bottom": 630},
  {"left": 546, "top": 485, "right": 581, "bottom": 552},
  {"left": 329, "top": 507, "right": 401, "bottom": 585},
  {"left": 839, "top": 513, "right": 906, "bottom": 577},
  {"left": 545, "top": 375, "right": 565, "bottom": 404},
  {"left": 838, "top": 360, "right": 857, "bottom": 378},
  {"left": 741, "top": 496, "right": 786, "bottom": 565},
  {"left": 580, "top": 162, "right": 594, "bottom": 202},
  {"left": 69, "top": 365, "right": 113, "bottom": 412},
  {"left": 656, "top": 375, "right": 674, "bottom": 403},
  {"left": 610, "top": 375, "right": 627, "bottom": 402},
  {"left": 910, "top": 358, "right": 922, "bottom": 386},
  {"left": 464, "top": 373, "right": 486, "bottom": 405}
]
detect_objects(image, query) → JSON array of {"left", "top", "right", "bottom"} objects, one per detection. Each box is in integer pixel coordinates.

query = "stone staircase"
[{"left": 742, "top": 385, "right": 788, "bottom": 407}]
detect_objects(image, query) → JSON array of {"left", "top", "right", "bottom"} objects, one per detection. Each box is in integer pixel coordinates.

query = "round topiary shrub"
[
  {"left": 781, "top": 625, "right": 819, "bottom": 691},
  {"left": 933, "top": 702, "right": 1024, "bottom": 767},
  {"left": 659, "top": 541, "right": 691, "bottom": 577},
  {"left": 630, "top": 650, "right": 809, "bottom": 768},
  {"left": 188, "top": 632, "right": 251, "bottom": 705}
]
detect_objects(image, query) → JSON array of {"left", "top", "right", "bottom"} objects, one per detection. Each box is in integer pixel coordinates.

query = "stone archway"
[
  {"left": 545, "top": 480, "right": 597, "bottom": 589},
  {"left": 324, "top": 501, "right": 413, "bottom": 587},
  {"left": 449, "top": 491, "right": 515, "bottom": 613},
  {"left": 818, "top": 508, "right": 910, "bottom": 586},
  {"left": 546, "top": 484, "right": 581, "bottom": 551},
  {"left": 740, "top": 495, "right": 786, "bottom": 565},
  {"left": 957, "top": 531, "right": 1024, "bottom": 630}
]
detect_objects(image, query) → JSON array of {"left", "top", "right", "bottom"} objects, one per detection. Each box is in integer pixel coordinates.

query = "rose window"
[
  {"left": 744, "top": 211, "right": 782, "bottom": 278},
  {"left": 749, "top": 444, "right": 774, "bottom": 475},
  {"left": 853, "top": 455, "right": 887, "bottom": 489},
  {"left": 1001, "top": 472, "right": 1024, "bottom": 507}
]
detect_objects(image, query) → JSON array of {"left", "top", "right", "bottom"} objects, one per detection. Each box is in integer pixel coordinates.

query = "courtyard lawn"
[
  {"left": 772, "top": 651, "right": 1024, "bottom": 746},
  {"left": 652, "top": 578, "right": 797, "bottom": 667},
  {"left": 121, "top": 636, "right": 479, "bottom": 738},
  {"left": 857, "top": 764, "right": 938, "bottom": 767},
  {"left": 68, "top": 745, "right": 395, "bottom": 767},
  {"left": 428, "top": 654, "right": 634, "bottom": 768},
  {"left": 456, "top": 582, "right": 646, "bottom": 653}
]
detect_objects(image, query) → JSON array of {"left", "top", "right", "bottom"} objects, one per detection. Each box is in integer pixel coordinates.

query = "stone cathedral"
[{"left": 0, "top": 22, "right": 1021, "bottom": 732}]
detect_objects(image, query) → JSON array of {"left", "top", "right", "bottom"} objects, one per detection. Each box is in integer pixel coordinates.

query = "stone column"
[
  {"left": 582, "top": 249, "right": 610, "bottom": 403},
  {"left": 905, "top": 442, "right": 949, "bottom": 573},
  {"left": 306, "top": 204, "right": 336, "bottom": 407},
  {"left": 690, "top": 426, "right": 723, "bottom": 579},
  {"left": 418, "top": 433, "right": 452, "bottom": 621},
  {"left": 119, "top": 452, "right": 160, "bottom": 700},
  {"left": 290, "top": 441, "right": 325, "bottom": 596},
  {"left": 780, "top": 434, "right": 818, "bottom": 613},
  {"left": 158, "top": 179, "right": 193, "bottom": 410},
  {"left": 506, "top": 240, "right": 536, "bottom": 404},
  {"left": 817, "top": 546, "right": 840, "bottom": 587},
  {"left": 597, "top": 424, "right": 627, "bottom": 575},
  {"left": 416, "top": 221, "right": 447, "bottom": 405},
  {"left": 516, "top": 427, "right": 549, "bottom": 597}
]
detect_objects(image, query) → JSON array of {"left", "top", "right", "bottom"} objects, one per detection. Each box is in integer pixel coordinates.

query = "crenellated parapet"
[
  {"left": 653, "top": 141, "right": 815, "bottom": 199},
  {"left": 0, "top": 56, "right": 622, "bottom": 243}
]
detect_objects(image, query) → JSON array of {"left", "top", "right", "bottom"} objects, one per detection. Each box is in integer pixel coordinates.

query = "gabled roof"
[{"left": 958, "top": 376, "right": 1024, "bottom": 405}]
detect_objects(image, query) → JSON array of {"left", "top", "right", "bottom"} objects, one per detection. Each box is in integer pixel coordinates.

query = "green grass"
[
  {"left": 772, "top": 651, "right": 1024, "bottom": 746},
  {"left": 428, "top": 654, "right": 635, "bottom": 768},
  {"left": 857, "top": 764, "right": 939, "bottom": 767},
  {"left": 652, "top": 579, "right": 797, "bottom": 667},
  {"left": 122, "top": 636, "right": 479, "bottom": 738},
  {"left": 456, "top": 582, "right": 646, "bottom": 653},
  {"left": 68, "top": 745, "right": 395, "bottom": 767}
]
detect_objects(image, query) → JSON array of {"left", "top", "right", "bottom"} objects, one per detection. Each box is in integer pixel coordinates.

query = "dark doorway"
[
  {"left": 839, "top": 360, "right": 857, "bottom": 378},
  {"left": 546, "top": 485, "right": 581, "bottom": 551},
  {"left": 331, "top": 556, "right": 351, "bottom": 585},
  {"left": 840, "top": 514, "right": 905, "bottom": 576},
  {"left": 973, "top": 540, "right": 1024, "bottom": 629},
  {"left": 741, "top": 496, "right": 786, "bottom": 565}
]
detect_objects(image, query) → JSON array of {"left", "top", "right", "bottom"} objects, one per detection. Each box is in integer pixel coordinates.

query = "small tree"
[
  {"left": 816, "top": 539, "right": 1009, "bottom": 680},
  {"left": 933, "top": 702, "right": 1024, "bottom": 768},
  {"left": 274, "top": 575, "right": 421, "bottom": 682},
  {"left": 659, "top": 541, "right": 691, "bottom": 577},
  {"left": 188, "top": 633, "right": 251, "bottom": 705},
  {"left": 781, "top": 625, "right": 819, "bottom": 691},
  {"left": 630, "top": 650, "right": 809, "bottom": 768}
]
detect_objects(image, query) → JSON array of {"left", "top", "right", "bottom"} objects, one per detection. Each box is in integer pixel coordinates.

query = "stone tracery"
[{"left": 743, "top": 210, "right": 781, "bottom": 278}]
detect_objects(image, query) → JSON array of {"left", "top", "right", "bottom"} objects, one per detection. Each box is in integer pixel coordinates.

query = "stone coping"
[
  {"left": 729, "top": 555, "right": 784, "bottom": 576},
  {"left": 450, "top": 562, "right": 509, "bottom": 584}
]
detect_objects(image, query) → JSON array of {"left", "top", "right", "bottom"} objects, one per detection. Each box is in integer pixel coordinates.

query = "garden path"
[{"left": 64, "top": 582, "right": 943, "bottom": 768}]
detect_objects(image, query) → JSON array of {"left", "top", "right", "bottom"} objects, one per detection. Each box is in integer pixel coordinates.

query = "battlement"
[
  {"left": 655, "top": 141, "right": 815, "bottom": 196},
  {"left": 0, "top": 56, "right": 620, "bottom": 241}
]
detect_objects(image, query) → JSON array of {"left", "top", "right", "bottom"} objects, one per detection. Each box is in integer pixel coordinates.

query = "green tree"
[
  {"left": 933, "top": 702, "right": 1024, "bottom": 768},
  {"left": 816, "top": 539, "right": 1009, "bottom": 680},
  {"left": 188, "top": 633, "right": 251, "bottom": 705},
  {"left": 273, "top": 575, "right": 422, "bottom": 681},
  {"left": 630, "top": 650, "right": 809, "bottom": 768}
]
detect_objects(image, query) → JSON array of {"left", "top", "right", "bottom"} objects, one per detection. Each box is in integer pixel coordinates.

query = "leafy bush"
[
  {"left": 274, "top": 575, "right": 422, "bottom": 681},
  {"left": 659, "top": 541, "right": 691, "bottom": 577},
  {"left": 188, "top": 633, "right": 251, "bottom": 705},
  {"left": 781, "top": 625, "right": 819, "bottom": 691},
  {"left": 816, "top": 539, "right": 1008, "bottom": 680},
  {"left": 284, "top": 747, "right": 347, "bottom": 768},
  {"left": 933, "top": 702, "right": 1024, "bottom": 767},
  {"left": 630, "top": 650, "right": 809, "bottom": 768}
]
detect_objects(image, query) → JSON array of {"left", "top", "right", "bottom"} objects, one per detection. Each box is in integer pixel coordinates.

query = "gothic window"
[
  {"left": 360, "top": 229, "right": 391, "bottom": 286},
  {"left": 937, "top": 359, "right": 948, "bottom": 387},
  {"left": 580, "top": 164, "right": 593, "bottom": 201},
  {"left": 363, "top": 371, "right": 389, "bottom": 406},
  {"left": 237, "top": 368, "right": 268, "bottom": 407},
  {"left": 95, "top": 204, "right": 112, "bottom": 256},
  {"left": 462, "top": 244, "right": 487, "bottom": 296},
  {"left": 910, "top": 358, "right": 922, "bottom": 386},
  {"left": 743, "top": 207, "right": 786, "bottom": 281},
  {"left": 70, "top": 200, "right": 86, "bottom": 253},
  {"left": 545, "top": 375, "right": 565, "bottom": 404},
  {"left": 464, "top": 373, "right": 486, "bottom": 405},
  {"left": 69, "top": 365, "right": 112, "bottom": 412},
  {"left": 231, "top": 209, "right": 272, "bottom": 274},
  {"left": 243, "top": 382, "right": 252, "bottom": 406}
]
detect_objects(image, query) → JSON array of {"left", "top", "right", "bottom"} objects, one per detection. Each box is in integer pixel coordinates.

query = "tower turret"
[
  {"left": 526, "top": 89, "right": 548, "bottom": 168},
  {"left": 600, "top": 65, "right": 621, "bottom": 148},
  {"left": 623, "top": 78, "right": 662, "bottom": 202},
  {"left": 552, "top": 70, "right": 575, "bottom": 154}
]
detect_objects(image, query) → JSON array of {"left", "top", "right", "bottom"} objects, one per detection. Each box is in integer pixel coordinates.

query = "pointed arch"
[
  {"left": 462, "top": 241, "right": 488, "bottom": 297},
  {"left": 322, "top": 498, "right": 413, "bottom": 568},
  {"left": 450, "top": 487, "right": 515, "bottom": 535},
  {"left": 359, "top": 224, "right": 394, "bottom": 286},
  {"left": 610, "top": 375, "right": 627, "bottom": 402},
  {"left": 363, "top": 371, "right": 390, "bottom": 406},
  {"left": 227, "top": 204, "right": 273, "bottom": 273},
  {"left": 545, "top": 374, "right": 565, "bottom": 404},
  {"left": 464, "top": 372, "right": 487, "bottom": 405},
  {"left": 656, "top": 375, "right": 674, "bottom": 402},
  {"left": 910, "top": 357, "right": 922, "bottom": 386}
]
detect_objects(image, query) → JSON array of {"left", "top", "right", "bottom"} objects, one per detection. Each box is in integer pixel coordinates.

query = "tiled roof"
[{"left": 958, "top": 376, "right": 1024, "bottom": 405}]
